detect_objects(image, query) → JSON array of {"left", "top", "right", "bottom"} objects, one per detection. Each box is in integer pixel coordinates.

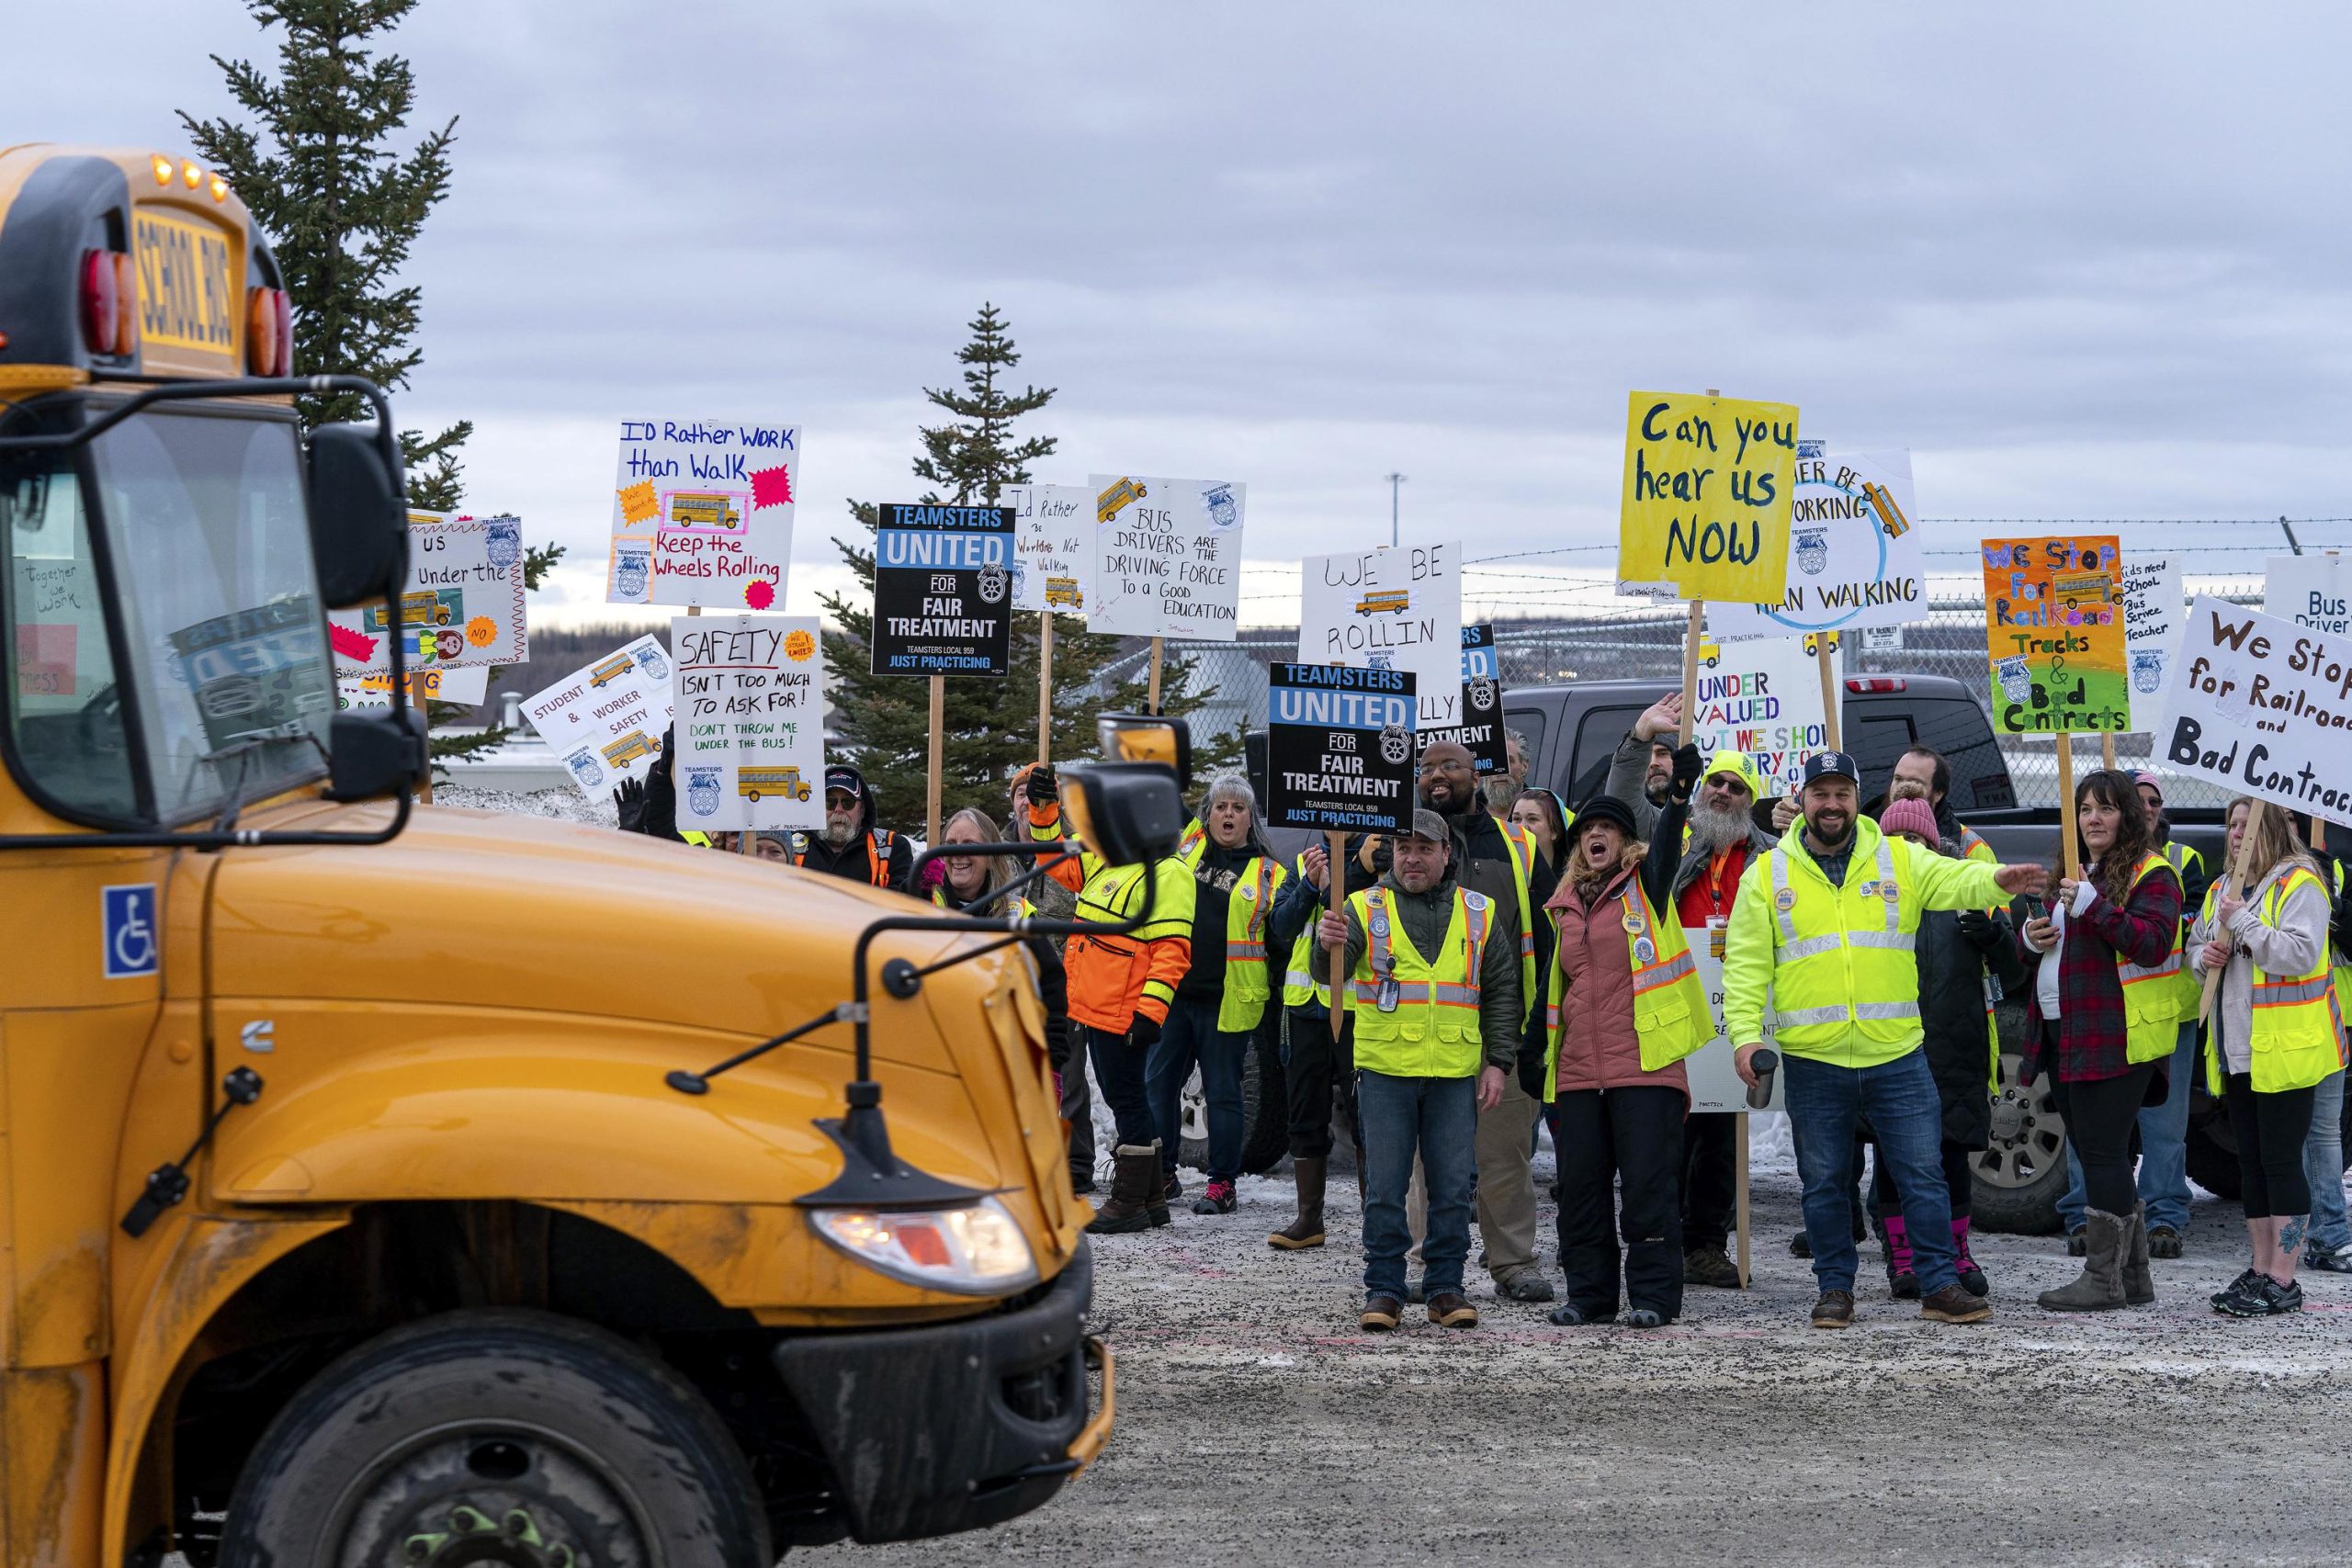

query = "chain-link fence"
[{"left": 1125, "top": 577, "right": 2273, "bottom": 810}]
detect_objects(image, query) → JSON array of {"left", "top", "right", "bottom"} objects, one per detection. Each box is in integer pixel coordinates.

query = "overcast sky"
[{"left": 22, "top": 2, "right": 2352, "bottom": 624}]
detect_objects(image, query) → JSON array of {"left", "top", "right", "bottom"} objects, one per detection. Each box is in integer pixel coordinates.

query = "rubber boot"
[
  {"left": 1882, "top": 1214, "right": 1918, "bottom": 1299},
  {"left": 1269, "top": 1156, "right": 1328, "bottom": 1249},
  {"left": 2121, "top": 1201, "right": 2154, "bottom": 1306},
  {"left": 1085, "top": 1145, "right": 1161, "bottom": 1235},
  {"left": 2038, "top": 1207, "right": 2128, "bottom": 1312},
  {"left": 1146, "top": 1139, "right": 1172, "bottom": 1228}
]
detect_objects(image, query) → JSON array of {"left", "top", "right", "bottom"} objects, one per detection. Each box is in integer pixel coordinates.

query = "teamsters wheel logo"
[
  {"left": 1378, "top": 724, "right": 1412, "bottom": 765},
  {"left": 1468, "top": 676, "right": 1497, "bottom": 711},
  {"left": 977, "top": 563, "right": 1009, "bottom": 604}
]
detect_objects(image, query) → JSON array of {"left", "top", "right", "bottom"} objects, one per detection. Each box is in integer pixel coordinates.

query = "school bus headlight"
[
  {"left": 151, "top": 154, "right": 175, "bottom": 187},
  {"left": 809, "top": 1198, "right": 1038, "bottom": 1296},
  {"left": 181, "top": 160, "right": 203, "bottom": 190}
]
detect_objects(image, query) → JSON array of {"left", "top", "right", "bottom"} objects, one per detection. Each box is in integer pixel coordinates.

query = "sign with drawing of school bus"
[
  {"left": 669, "top": 613, "right": 828, "bottom": 831},
  {"left": 520, "top": 632, "right": 677, "bottom": 801},
  {"left": 1979, "top": 535, "right": 2128, "bottom": 734}
]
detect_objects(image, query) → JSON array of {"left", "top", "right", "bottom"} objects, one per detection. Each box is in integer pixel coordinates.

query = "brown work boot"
[
  {"left": 2039, "top": 1208, "right": 2128, "bottom": 1313},
  {"left": 1269, "top": 1156, "right": 1327, "bottom": 1249},
  {"left": 2121, "top": 1201, "right": 2154, "bottom": 1306},
  {"left": 1810, "top": 1289, "right": 1855, "bottom": 1328},
  {"left": 1360, "top": 1294, "right": 1403, "bottom": 1331},
  {"left": 1683, "top": 1245, "right": 1742, "bottom": 1289},
  {"left": 1919, "top": 1282, "right": 1993, "bottom": 1323},
  {"left": 1427, "top": 1292, "right": 1479, "bottom": 1328},
  {"left": 1084, "top": 1144, "right": 1162, "bottom": 1235}
]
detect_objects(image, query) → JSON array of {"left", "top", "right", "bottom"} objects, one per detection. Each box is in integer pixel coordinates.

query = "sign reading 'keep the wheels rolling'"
[
  {"left": 1265, "top": 662, "right": 1418, "bottom": 835},
  {"left": 870, "top": 503, "right": 1013, "bottom": 677}
]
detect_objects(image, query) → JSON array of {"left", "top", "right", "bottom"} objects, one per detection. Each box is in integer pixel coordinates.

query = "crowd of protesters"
[{"left": 611, "top": 714, "right": 2352, "bottom": 1330}]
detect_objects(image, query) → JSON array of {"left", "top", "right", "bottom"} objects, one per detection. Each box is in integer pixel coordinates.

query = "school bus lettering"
[{"left": 133, "top": 209, "right": 240, "bottom": 354}]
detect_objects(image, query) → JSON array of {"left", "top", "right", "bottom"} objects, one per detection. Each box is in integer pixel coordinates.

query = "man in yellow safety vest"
[
  {"left": 1724, "top": 751, "right": 2047, "bottom": 1329},
  {"left": 1319, "top": 809, "right": 1521, "bottom": 1333}
]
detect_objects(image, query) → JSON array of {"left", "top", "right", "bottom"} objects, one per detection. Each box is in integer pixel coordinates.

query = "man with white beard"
[{"left": 1607, "top": 713, "right": 1779, "bottom": 1289}]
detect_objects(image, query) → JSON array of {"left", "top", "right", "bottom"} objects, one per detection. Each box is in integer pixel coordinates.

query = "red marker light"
[
  {"left": 79, "top": 249, "right": 119, "bottom": 355},
  {"left": 1844, "top": 677, "right": 1908, "bottom": 694},
  {"left": 246, "top": 287, "right": 292, "bottom": 376}
]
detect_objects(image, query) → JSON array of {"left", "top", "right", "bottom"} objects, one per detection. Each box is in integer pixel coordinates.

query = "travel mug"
[{"left": 1746, "top": 1048, "right": 1780, "bottom": 1111}]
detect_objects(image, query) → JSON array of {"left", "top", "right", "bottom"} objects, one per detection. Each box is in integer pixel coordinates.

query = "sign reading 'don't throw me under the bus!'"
[
  {"left": 672, "top": 615, "right": 828, "bottom": 832},
  {"left": 1265, "top": 662, "right": 1418, "bottom": 835},
  {"left": 870, "top": 503, "right": 1013, "bottom": 677}
]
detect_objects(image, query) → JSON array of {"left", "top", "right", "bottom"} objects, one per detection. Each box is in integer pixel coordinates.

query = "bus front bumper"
[{"left": 769, "top": 1238, "right": 1109, "bottom": 1544}]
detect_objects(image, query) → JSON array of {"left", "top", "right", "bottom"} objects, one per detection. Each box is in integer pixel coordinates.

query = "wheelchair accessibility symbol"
[{"left": 102, "top": 884, "right": 159, "bottom": 979}]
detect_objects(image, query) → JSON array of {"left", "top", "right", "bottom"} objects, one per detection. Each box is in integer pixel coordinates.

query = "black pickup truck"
[{"left": 1504, "top": 674, "right": 2352, "bottom": 1235}]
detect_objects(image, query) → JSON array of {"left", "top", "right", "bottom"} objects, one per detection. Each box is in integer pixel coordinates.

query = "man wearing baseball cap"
[
  {"left": 1723, "top": 750, "right": 2048, "bottom": 1327},
  {"left": 790, "top": 763, "right": 913, "bottom": 892},
  {"left": 1319, "top": 807, "right": 1521, "bottom": 1332}
]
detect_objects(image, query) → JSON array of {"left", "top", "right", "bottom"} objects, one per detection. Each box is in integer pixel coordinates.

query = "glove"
[
  {"left": 613, "top": 776, "right": 648, "bottom": 834},
  {"left": 1515, "top": 1046, "right": 1546, "bottom": 1100},
  {"left": 1127, "top": 1013, "right": 1161, "bottom": 1052},
  {"left": 1668, "top": 742, "right": 1702, "bottom": 804},
  {"left": 1956, "top": 909, "right": 2000, "bottom": 950}
]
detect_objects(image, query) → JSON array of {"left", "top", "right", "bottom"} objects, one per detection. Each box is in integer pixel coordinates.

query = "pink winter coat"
[{"left": 1548, "top": 865, "right": 1691, "bottom": 1101}]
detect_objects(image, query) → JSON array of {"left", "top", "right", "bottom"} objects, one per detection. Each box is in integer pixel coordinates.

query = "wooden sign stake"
[
  {"left": 2199, "top": 798, "right": 2267, "bottom": 1023},
  {"left": 410, "top": 671, "right": 435, "bottom": 805},
  {"left": 2101, "top": 732, "right": 2118, "bottom": 770},
  {"left": 1037, "top": 610, "right": 1055, "bottom": 765},
  {"left": 1326, "top": 829, "right": 1347, "bottom": 1041},
  {"left": 1147, "top": 636, "right": 1165, "bottom": 716},
  {"left": 1678, "top": 601, "right": 1704, "bottom": 747},
  {"left": 1815, "top": 634, "right": 1843, "bottom": 750},
  {"left": 2056, "top": 734, "right": 2080, "bottom": 883},
  {"left": 927, "top": 673, "right": 945, "bottom": 849}
]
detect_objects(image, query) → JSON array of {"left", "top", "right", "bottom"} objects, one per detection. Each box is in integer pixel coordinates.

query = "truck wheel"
[
  {"left": 219, "top": 1309, "right": 773, "bottom": 1568},
  {"left": 1176, "top": 1022, "right": 1291, "bottom": 1176},
  {"left": 1971, "top": 1051, "right": 2071, "bottom": 1234}
]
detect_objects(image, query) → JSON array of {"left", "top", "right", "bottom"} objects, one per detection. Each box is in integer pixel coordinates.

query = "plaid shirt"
[{"left": 2018, "top": 863, "right": 2183, "bottom": 1084}]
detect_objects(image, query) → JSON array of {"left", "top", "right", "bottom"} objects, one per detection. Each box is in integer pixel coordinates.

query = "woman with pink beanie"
[{"left": 1870, "top": 796, "right": 2029, "bottom": 1298}]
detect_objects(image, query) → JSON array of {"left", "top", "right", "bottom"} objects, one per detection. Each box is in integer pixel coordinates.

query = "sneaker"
[
  {"left": 2261, "top": 1277, "right": 2306, "bottom": 1315},
  {"left": 2146, "top": 1225, "right": 2184, "bottom": 1260},
  {"left": 1360, "top": 1294, "right": 1403, "bottom": 1332},
  {"left": 2065, "top": 1227, "right": 2086, "bottom": 1258},
  {"left": 1546, "top": 1303, "right": 1597, "bottom": 1326},
  {"left": 1427, "top": 1291, "right": 1479, "bottom": 1329},
  {"left": 1810, "top": 1290, "right": 1855, "bottom": 1328},
  {"left": 1496, "top": 1269, "right": 1556, "bottom": 1303},
  {"left": 1189, "top": 1179, "right": 1237, "bottom": 1216},
  {"left": 1683, "top": 1246, "right": 1743, "bottom": 1289},
  {"left": 2304, "top": 1245, "right": 2352, "bottom": 1274},
  {"left": 1920, "top": 1282, "right": 1993, "bottom": 1324},
  {"left": 1790, "top": 1231, "right": 1813, "bottom": 1258},
  {"left": 1620, "top": 1307, "right": 1667, "bottom": 1328},
  {"left": 2211, "top": 1271, "right": 2267, "bottom": 1317},
  {"left": 1161, "top": 1172, "right": 1183, "bottom": 1202}
]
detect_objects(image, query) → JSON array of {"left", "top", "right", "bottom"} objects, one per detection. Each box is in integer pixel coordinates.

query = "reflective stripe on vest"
[
  {"left": 2200, "top": 865, "right": 2345, "bottom": 1095},
  {"left": 1350, "top": 885, "right": 1492, "bottom": 1078},
  {"left": 1761, "top": 825, "right": 1930, "bottom": 1063},
  {"left": 1283, "top": 849, "right": 1350, "bottom": 1014},
  {"left": 2114, "top": 852, "right": 2186, "bottom": 1062}
]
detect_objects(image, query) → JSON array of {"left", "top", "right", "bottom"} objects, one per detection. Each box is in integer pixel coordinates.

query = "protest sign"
[
  {"left": 1980, "top": 536, "right": 2127, "bottom": 734},
  {"left": 1684, "top": 635, "right": 1831, "bottom": 795},
  {"left": 1264, "top": 663, "right": 1418, "bottom": 834},
  {"left": 869, "top": 503, "right": 1013, "bottom": 677},
  {"left": 1617, "top": 390, "right": 1798, "bottom": 606},
  {"left": 2158, "top": 594, "right": 2352, "bottom": 818},
  {"left": 1461, "top": 623, "right": 1498, "bottom": 685},
  {"left": 606, "top": 419, "right": 797, "bottom": 610},
  {"left": 1085, "top": 474, "right": 1244, "bottom": 641},
  {"left": 2120, "top": 555, "right": 2184, "bottom": 728},
  {"left": 1683, "top": 932, "right": 1785, "bottom": 1115},
  {"left": 671, "top": 615, "right": 827, "bottom": 831},
  {"left": 520, "top": 634, "right": 675, "bottom": 797},
  {"left": 1709, "top": 451, "right": 1924, "bottom": 641},
  {"left": 1297, "top": 542, "right": 1464, "bottom": 728},
  {"left": 329, "top": 511, "right": 529, "bottom": 674},
  {"left": 336, "top": 664, "right": 488, "bottom": 712},
  {"left": 1002, "top": 482, "right": 1091, "bottom": 615},
  {"left": 2265, "top": 555, "right": 2352, "bottom": 637},
  {"left": 1419, "top": 623, "right": 1507, "bottom": 774}
]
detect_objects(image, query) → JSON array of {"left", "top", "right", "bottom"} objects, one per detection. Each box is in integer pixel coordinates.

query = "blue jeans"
[
  {"left": 1358, "top": 1069, "right": 1476, "bottom": 1301},
  {"left": 2304, "top": 1069, "right": 2348, "bottom": 1254},
  {"left": 1146, "top": 996, "right": 1252, "bottom": 1180},
  {"left": 1785, "top": 1049, "right": 1959, "bottom": 1296},
  {"left": 2058, "top": 1023, "right": 2197, "bottom": 1233}
]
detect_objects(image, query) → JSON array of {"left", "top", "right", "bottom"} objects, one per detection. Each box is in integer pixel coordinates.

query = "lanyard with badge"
[
  {"left": 1623, "top": 891, "right": 1656, "bottom": 967},
  {"left": 1370, "top": 896, "right": 1401, "bottom": 1012}
]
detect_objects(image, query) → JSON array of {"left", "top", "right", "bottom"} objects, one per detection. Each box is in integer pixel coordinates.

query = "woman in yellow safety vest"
[
  {"left": 1537, "top": 748, "right": 1708, "bottom": 1329},
  {"left": 2017, "top": 768, "right": 2183, "bottom": 1313},
  {"left": 1146, "top": 775, "right": 1288, "bottom": 1216},
  {"left": 2190, "top": 797, "right": 2346, "bottom": 1318}
]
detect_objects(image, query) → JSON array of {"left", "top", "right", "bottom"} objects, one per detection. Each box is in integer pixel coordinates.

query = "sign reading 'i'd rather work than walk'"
[
  {"left": 607, "top": 419, "right": 798, "bottom": 611},
  {"left": 1265, "top": 663, "right": 1418, "bottom": 834},
  {"left": 1980, "top": 536, "right": 2128, "bottom": 733},
  {"left": 1617, "top": 391, "right": 1798, "bottom": 606},
  {"left": 870, "top": 503, "right": 1013, "bottom": 676}
]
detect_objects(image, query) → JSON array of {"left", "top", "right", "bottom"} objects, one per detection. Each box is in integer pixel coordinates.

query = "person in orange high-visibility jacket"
[{"left": 1029, "top": 767, "right": 1197, "bottom": 1235}]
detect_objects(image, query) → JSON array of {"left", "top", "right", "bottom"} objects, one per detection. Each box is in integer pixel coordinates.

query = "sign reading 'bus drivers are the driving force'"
[
  {"left": 1265, "top": 663, "right": 1418, "bottom": 834},
  {"left": 870, "top": 503, "right": 1013, "bottom": 677}
]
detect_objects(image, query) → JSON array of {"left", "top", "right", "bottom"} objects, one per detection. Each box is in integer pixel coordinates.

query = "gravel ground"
[{"left": 813, "top": 1145, "right": 2352, "bottom": 1567}]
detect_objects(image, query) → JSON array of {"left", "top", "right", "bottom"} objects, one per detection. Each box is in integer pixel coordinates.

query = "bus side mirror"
[
  {"left": 307, "top": 423, "right": 406, "bottom": 609},
  {"left": 1057, "top": 761, "right": 1184, "bottom": 865},
  {"left": 323, "top": 706, "right": 427, "bottom": 801}
]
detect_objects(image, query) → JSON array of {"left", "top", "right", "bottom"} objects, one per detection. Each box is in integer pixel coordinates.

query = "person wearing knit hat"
[{"left": 1867, "top": 795, "right": 2028, "bottom": 1298}]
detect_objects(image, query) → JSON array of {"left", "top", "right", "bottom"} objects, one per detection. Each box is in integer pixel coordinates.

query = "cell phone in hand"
[{"left": 2022, "top": 896, "right": 2046, "bottom": 925}]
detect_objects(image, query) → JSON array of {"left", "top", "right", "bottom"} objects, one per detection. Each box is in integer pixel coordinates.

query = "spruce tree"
[
  {"left": 820, "top": 304, "right": 1237, "bottom": 831},
  {"left": 183, "top": 0, "right": 562, "bottom": 760}
]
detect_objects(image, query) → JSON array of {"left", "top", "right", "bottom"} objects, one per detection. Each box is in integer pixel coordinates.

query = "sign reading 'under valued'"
[
  {"left": 1265, "top": 662, "right": 1418, "bottom": 835},
  {"left": 870, "top": 503, "right": 1013, "bottom": 677}
]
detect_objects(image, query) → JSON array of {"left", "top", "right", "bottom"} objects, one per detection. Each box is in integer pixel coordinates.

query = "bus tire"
[{"left": 219, "top": 1308, "right": 773, "bottom": 1568}]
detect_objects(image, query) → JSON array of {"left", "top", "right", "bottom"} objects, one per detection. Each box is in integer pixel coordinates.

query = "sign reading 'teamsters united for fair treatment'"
[
  {"left": 2159, "top": 594, "right": 2352, "bottom": 816},
  {"left": 1266, "top": 662, "right": 1418, "bottom": 834},
  {"left": 870, "top": 503, "right": 1013, "bottom": 676}
]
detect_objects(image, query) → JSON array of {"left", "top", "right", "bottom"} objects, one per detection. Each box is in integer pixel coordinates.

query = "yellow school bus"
[
  {"left": 587, "top": 650, "right": 637, "bottom": 687},
  {"left": 601, "top": 729, "right": 659, "bottom": 769},
  {"left": 1046, "top": 575, "right": 1082, "bottom": 609},
  {"left": 0, "top": 144, "right": 1118, "bottom": 1565},
  {"left": 1355, "top": 589, "right": 1411, "bottom": 616},
  {"left": 668, "top": 491, "right": 742, "bottom": 531},
  {"left": 739, "top": 763, "right": 813, "bottom": 802},
  {"left": 1093, "top": 475, "right": 1147, "bottom": 524},
  {"left": 362, "top": 585, "right": 459, "bottom": 632}
]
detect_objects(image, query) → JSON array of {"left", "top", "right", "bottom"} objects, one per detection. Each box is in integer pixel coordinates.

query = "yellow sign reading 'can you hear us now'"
[{"left": 1618, "top": 390, "right": 1799, "bottom": 605}]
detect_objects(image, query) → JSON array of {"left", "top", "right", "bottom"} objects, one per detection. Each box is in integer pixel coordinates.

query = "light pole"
[{"left": 1384, "top": 472, "right": 1407, "bottom": 547}]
